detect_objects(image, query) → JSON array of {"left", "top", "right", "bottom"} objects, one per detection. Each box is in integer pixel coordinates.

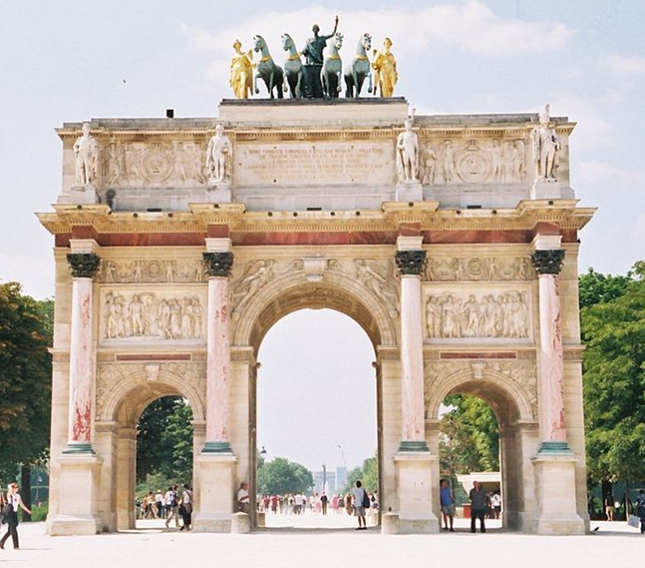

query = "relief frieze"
[
  {"left": 98, "top": 259, "right": 206, "bottom": 284},
  {"left": 424, "top": 256, "right": 532, "bottom": 282}
]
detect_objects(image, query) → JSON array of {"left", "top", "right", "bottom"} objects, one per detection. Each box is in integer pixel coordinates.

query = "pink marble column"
[
  {"left": 531, "top": 249, "right": 569, "bottom": 452},
  {"left": 65, "top": 253, "right": 100, "bottom": 453},
  {"left": 202, "top": 251, "right": 234, "bottom": 453},
  {"left": 396, "top": 250, "right": 429, "bottom": 451}
]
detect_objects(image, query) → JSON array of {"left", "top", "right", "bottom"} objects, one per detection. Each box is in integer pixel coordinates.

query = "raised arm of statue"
[{"left": 322, "top": 15, "right": 339, "bottom": 40}]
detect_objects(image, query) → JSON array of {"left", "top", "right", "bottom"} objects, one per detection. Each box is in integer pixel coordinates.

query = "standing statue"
[
  {"left": 372, "top": 37, "right": 398, "bottom": 97},
  {"left": 321, "top": 32, "right": 343, "bottom": 98},
  {"left": 531, "top": 104, "right": 561, "bottom": 180},
  {"left": 301, "top": 16, "right": 339, "bottom": 98},
  {"left": 252, "top": 35, "right": 284, "bottom": 99},
  {"left": 229, "top": 40, "right": 254, "bottom": 99},
  {"left": 281, "top": 33, "right": 303, "bottom": 98},
  {"left": 396, "top": 117, "right": 419, "bottom": 182},
  {"left": 73, "top": 122, "right": 98, "bottom": 186},
  {"left": 344, "top": 33, "right": 373, "bottom": 98},
  {"left": 206, "top": 124, "right": 232, "bottom": 183}
]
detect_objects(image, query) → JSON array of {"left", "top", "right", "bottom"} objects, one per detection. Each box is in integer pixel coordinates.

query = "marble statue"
[
  {"left": 396, "top": 117, "right": 419, "bottom": 182},
  {"left": 301, "top": 16, "right": 339, "bottom": 98},
  {"left": 206, "top": 125, "right": 232, "bottom": 183},
  {"left": 321, "top": 32, "right": 343, "bottom": 98},
  {"left": 372, "top": 37, "right": 398, "bottom": 98},
  {"left": 229, "top": 40, "right": 254, "bottom": 99},
  {"left": 281, "top": 33, "right": 303, "bottom": 98},
  {"left": 531, "top": 104, "right": 561, "bottom": 180},
  {"left": 422, "top": 145, "right": 437, "bottom": 185},
  {"left": 442, "top": 140, "right": 457, "bottom": 183},
  {"left": 344, "top": 33, "right": 373, "bottom": 98},
  {"left": 73, "top": 122, "right": 98, "bottom": 186},
  {"left": 252, "top": 35, "right": 284, "bottom": 99}
]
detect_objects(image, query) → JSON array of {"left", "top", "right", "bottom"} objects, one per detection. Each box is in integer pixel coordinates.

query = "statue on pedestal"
[
  {"left": 372, "top": 37, "right": 398, "bottom": 98},
  {"left": 397, "top": 117, "right": 419, "bottom": 182},
  {"left": 531, "top": 104, "right": 561, "bottom": 181},
  {"left": 301, "top": 16, "right": 339, "bottom": 98},
  {"left": 206, "top": 125, "right": 232, "bottom": 184},
  {"left": 229, "top": 40, "right": 254, "bottom": 99},
  {"left": 73, "top": 122, "right": 98, "bottom": 186}
]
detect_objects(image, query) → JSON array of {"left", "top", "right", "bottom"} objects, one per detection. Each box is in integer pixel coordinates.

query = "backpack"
[{"left": 362, "top": 489, "right": 370, "bottom": 509}]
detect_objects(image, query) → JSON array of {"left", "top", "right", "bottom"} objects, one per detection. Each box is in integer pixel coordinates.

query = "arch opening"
[{"left": 253, "top": 307, "right": 380, "bottom": 529}]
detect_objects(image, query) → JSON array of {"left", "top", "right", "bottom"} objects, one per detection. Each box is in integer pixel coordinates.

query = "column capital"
[
  {"left": 203, "top": 251, "right": 234, "bottom": 277},
  {"left": 67, "top": 252, "right": 101, "bottom": 279},
  {"left": 395, "top": 250, "right": 426, "bottom": 276},
  {"left": 531, "top": 249, "right": 565, "bottom": 275}
]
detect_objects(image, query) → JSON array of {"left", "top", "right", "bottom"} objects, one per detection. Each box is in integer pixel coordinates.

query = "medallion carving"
[
  {"left": 425, "top": 289, "right": 531, "bottom": 339},
  {"left": 100, "top": 291, "right": 206, "bottom": 342},
  {"left": 424, "top": 256, "right": 532, "bottom": 282},
  {"left": 98, "top": 259, "right": 206, "bottom": 283},
  {"left": 420, "top": 138, "right": 526, "bottom": 185}
]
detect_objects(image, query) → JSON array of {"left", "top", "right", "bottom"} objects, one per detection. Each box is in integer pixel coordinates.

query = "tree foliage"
[
  {"left": 256, "top": 457, "right": 313, "bottom": 495},
  {"left": 136, "top": 397, "right": 193, "bottom": 484},
  {"left": 342, "top": 454, "right": 378, "bottom": 493},
  {"left": 581, "top": 262, "right": 645, "bottom": 483},
  {"left": 0, "top": 282, "right": 53, "bottom": 479},
  {"left": 439, "top": 395, "right": 499, "bottom": 475}
]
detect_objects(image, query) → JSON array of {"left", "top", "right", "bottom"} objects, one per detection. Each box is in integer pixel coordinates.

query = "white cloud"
[
  {"left": 600, "top": 54, "right": 645, "bottom": 77},
  {"left": 181, "top": 1, "right": 574, "bottom": 64},
  {"left": 546, "top": 96, "right": 614, "bottom": 151}
]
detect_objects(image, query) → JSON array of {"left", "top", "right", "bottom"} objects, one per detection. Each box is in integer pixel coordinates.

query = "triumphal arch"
[{"left": 39, "top": 95, "right": 594, "bottom": 535}]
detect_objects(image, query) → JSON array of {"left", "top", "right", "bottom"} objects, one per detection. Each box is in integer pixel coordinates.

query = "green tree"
[
  {"left": 0, "top": 283, "right": 52, "bottom": 481},
  {"left": 256, "top": 458, "right": 313, "bottom": 495},
  {"left": 579, "top": 267, "right": 632, "bottom": 309},
  {"left": 342, "top": 454, "right": 378, "bottom": 493},
  {"left": 439, "top": 395, "right": 499, "bottom": 475},
  {"left": 136, "top": 397, "right": 193, "bottom": 484},
  {"left": 581, "top": 262, "right": 645, "bottom": 483}
]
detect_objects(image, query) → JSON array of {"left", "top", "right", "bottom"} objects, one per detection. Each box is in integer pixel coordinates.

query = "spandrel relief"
[
  {"left": 425, "top": 289, "right": 532, "bottom": 340},
  {"left": 354, "top": 258, "right": 399, "bottom": 317},
  {"left": 230, "top": 260, "right": 276, "bottom": 319},
  {"left": 420, "top": 138, "right": 526, "bottom": 185},
  {"left": 424, "top": 256, "right": 533, "bottom": 282},
  {"left": 101, "top": 140, "right": 208, "bottom": 188},
  {"left": 97, "top": 259, "right": 206, "bottom": 283},
  {"left": 100, "top": 290, "right": 206, "bottom": 343}
]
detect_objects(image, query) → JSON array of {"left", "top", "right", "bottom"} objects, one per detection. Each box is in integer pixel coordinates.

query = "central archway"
[{"left": 233, "top": 275, "right": 397, "bottom": 528}]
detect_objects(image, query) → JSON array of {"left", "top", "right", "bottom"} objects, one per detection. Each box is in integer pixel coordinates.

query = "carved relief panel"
[
  {"left": 101, "top": 140, "right": 209, "bottom": 188},
  {"left": 97, "top": 258, "right": 206, "bottom": 284},
  {"left": 99, "top": 288, "right": 207, "bottom": 344},
  {"left": 423, "top": 286, "right": 533, "bottom": 341},
  {"left": 424, "top": 256, "right": 533, "bottom": 282},
  {"left": 419, "top": 138, "right": 527, "bottom": 186}
]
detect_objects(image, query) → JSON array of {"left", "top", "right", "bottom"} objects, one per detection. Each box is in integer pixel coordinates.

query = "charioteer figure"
[{"left": 301, "top": 15, "right": 339, "bottom": 98}]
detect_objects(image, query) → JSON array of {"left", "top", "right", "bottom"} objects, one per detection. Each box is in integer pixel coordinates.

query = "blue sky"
[{"left": 1, "top": 1, "right": 643, "bottom": 472}]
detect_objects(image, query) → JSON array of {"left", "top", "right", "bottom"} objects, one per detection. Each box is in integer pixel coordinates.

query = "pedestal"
[
  {"left": 192, "top": 453, "right": 238, "bottom": 532},
  {"left": 207, "top": 181, "right": 232, "bottom": 203},
  {"left": 393, "top": 451, "right": 439, "bottom": 534},
  {"left": 532, "top": 451, "right": 585, "bottom": 535},
  {"left": 65, "top": 184, "right": 100, "bottom": 204},
  {"left": 48, "top": 454, "right": 102, "bottom": 536},
  {"left": 396, "top": 180, "right": 423, "bottom": 202},
  {"left": 381, "top": 511, "right": 399, "bottom": 534},
  {"left": 531, "top": 178, "right": 561, "bottom": 200}
]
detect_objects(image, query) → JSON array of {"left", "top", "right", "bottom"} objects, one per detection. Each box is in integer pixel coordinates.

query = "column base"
[
  {"left": 398, "top": 440, "right": 430, "bottom": 452},
  {"left": 201, "top": 441, "right": 233, "bottom": 454},
  {"left": 48, "top": 453, "right": 103, "bottom": 536},
  {"left": 192, "top": 453, "right": 238, "bottom": 533},
  {"left": 62, "top": 442, "right": 95, "bottom": 455},
  {"left": 393, "top": 450, "right": 439, "bottom": 534},
  {"left": 532, "top": 451, "right": 585, "bottom": 535}
]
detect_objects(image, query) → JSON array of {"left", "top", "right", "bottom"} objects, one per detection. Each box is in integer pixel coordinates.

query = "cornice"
[{"left": 37, "top": 201, "right": 596, "bottom": 236}]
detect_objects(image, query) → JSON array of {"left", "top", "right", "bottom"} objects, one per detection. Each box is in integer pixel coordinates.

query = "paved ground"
[{"left": 0, "top": 519, "right": 641, "bottom": 568}]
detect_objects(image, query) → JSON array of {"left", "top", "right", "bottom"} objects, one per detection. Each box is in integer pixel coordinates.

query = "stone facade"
[{"left": 39, "top": 98, "right": 594, "bottom": 535}]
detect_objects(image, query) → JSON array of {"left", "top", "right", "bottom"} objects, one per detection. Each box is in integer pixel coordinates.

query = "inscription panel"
[{"left": 235, "top": 141, "right": 395, "bottom": 187}]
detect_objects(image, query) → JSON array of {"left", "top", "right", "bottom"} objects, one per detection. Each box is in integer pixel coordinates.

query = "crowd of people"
[
  {"left": 138, "top": 483, "right": 193, "bottom": 531},
  {"left": 254, "top": 488, "right": 379, "bottom": 518}
]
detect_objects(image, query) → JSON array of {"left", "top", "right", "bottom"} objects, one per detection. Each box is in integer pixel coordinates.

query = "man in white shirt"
[{"left": 237, "top": 482, "right": 250, "bottom": 514}]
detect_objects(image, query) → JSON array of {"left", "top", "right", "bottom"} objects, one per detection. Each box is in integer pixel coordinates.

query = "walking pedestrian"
[
  {"left": 179, "top": 484, "right": 193, "bottom": 531},
  {"left": 636, "top": 489, "right": 645, "bottom": 534},
  {"left": 164, "top": 485, "right": 179, "bottom": 528},
  {"left": 469, "top": 481, "right": 489, "bottom": 533},
  {"left": 440, "top": 479, "right": 456, "bottom": 532},
  {"left": 320, "top": 492, "right": 328, "bottom": 515},
  {"left": 0, "top": 483, "right": 31, "bottom": 550}
]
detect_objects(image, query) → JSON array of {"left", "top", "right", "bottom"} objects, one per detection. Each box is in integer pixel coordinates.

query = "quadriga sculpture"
[
  {"left": 343, "top": 33, "right": 373, "bottom": 98},
  {"left": 322, "top": 32, "right": 343, "bottom": 99},
  {"left": 253, "top": 35, "right": 284, "bottom": 99},
  {"left": 281, "top": 33, "right": 303, "bottom": 98}
]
